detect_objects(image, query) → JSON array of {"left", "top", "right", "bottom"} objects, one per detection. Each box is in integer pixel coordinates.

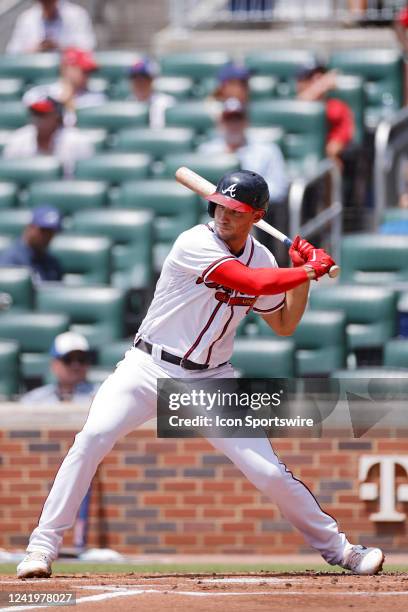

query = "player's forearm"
[
  {"left": 207, "top": 259, "right": 311, "bottom": 295},
  {"left": 277, "top": 279, "right": 310, "bottom": 335}
]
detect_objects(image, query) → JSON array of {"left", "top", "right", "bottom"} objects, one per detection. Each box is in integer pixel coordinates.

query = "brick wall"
[{"left": 1, "top": 426, "right": 407, "bottom": 554}]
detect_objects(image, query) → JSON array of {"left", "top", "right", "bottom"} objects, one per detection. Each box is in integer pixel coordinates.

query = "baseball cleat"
[
  {"left": 340, "top": 544, "right": 385, "bottom": 575},
  {"left": 17, "top": 551, "right": 52, "bottom": 579}
]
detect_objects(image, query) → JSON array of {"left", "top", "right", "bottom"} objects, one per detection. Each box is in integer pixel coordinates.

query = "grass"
[{"left": 0, "top": 562, "right": 407, "bottom": 575}]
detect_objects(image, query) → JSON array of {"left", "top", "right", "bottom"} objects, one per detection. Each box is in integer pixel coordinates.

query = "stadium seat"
[
  {"left": 113, "top": 127, "right": 195, "bottom": 158},
  {"left": 245, "top": 50, "right": 317, "bottom": 97},
  {"left": 0, "top": 78, "right": 24, "bottom": 101},
  {"left": 231, "top": 338, "right": 295, "bottom": 377},
  {"left": 249, "top": 75, "right": 278, "bottom": 100},
  {"left": 309, "top": 285, "right": 397, "bottom": 357},
  {"left": 384, "top": 339, "right": 408, "bottom": 368},
  {"left": 0, "top": 182, "right": 18, "bottom": 209},
  {"left": 76, "top": 102, "right": 149, "bottom": 131},
  {"left": 111, "top": 75, "right": 195, "bottom": 100},
  {"left": 0, "top": 158, "right": 61, "bottom": 185},
  {"left": 49, "top": 235, "right": 112, "bottom": 285},
  {"left": 70, "top": 209, "right": 154, "bottom": 290},
  {"left": 0, "top": 209, "right": 31, "bottom": 236},
  {"left": 0, "top": 340, "right": 20, "bottom": 399},
  {"left": 74, "top": 153, "right": 151, "bottom": 184},
  {"left": 77, "top": 128, "right": 108, "bottom": 151},
  {"left": 0, "top": 267, "right": 34, "bottom": 310},
  {"left": 0, "top": 130, "right": 12, "bottom": 155},
  {"left": 328, "top": 49, "right": 403, "bottom": 129},
  {"left": 28, "top": 180, "right": 109, "bottom": 215},
  {"left": 36, "top": 286, "right": 126, "bottom": 348},
  {"left": 328, "top": 75, "right": 365, "bottom": 145},
  {"left": 0, "top": 235, "right": 12, "bottom": 255},
  {"left": 340, "top": 234, "right": 408, "bottom": 284},
  {"left": 97, "top": 340, "right": 133, "bottom": 368},
  {"left": 165, "top": 100, "right": 222, "bottom": 133},
  {"left": 160, "top": 152, "right": 239, "bottom": 185},
  {"left": 380, "top": 208, "right": 408, "bottom": 234},
  {"left": 160, "top": 52, "right": 231, "bottom": 79},
  {"left": 93, "top": 50, "right": 143, "bottom": 81},
  {"left": 0, "top": 101, "right": 28, "bottom": 129},
  {"left": 0, "top": 53, "right": 60, "bottom": 83},
  {"left": 249, "top": 100, "right": 327, "bottom": 168},
  {"left": 0, "top": 312, "right": 69, "bottom": 382}
]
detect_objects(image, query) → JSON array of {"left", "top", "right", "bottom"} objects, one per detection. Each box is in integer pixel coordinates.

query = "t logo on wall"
[{"left": 359, "top": 455, "right": 408, "bottom": 522}]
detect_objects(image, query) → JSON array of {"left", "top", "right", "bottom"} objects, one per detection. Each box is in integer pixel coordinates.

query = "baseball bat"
[{"left": 175, "top": 166, "right": 340, "bottom": 279}]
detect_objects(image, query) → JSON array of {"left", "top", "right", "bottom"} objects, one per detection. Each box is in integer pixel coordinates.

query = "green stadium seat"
[
  {"left": 0, "top": 209, "right": 30, "bottom": 236},
  {"left": 0, "top": 182, "right": 18, "bottom": 209},
  {"left": 0, "top": 340, "right": 20, "bottom": 399},
  {"left": 97, "top": 340, "right": 133, "bottom": 368},
  {"left": 0, "top": 235, "right": 12, "bottom": 254},
  {"left": 0, "top": 53, "right": 60, "bottom": 82},
  {"left": 111, "top": 76, "right": 194, "bottom": 100},
  {"left": 249, "top": 75, "right": 278, "bottom": 100},
  {"left": 0, "top": 157, "right": 61, "bottom": 186},
  {"left": 76, "top": 102, "right": 149, "bottom": 131},
  {"left": 160, "top": 152, "right": 239, "bottom": 185},
  {"left": 74, "top": 153, "right": 151, "bottom": 184},
  {"left": 49, "top": 235, "right": 112, "bottom": 285},
  {"left": 160, "top": 52, "right": 231, "bottom": 79},
  {"left": 70, "top": 209, "right": 154, "bottom": 290},
  {"left": 0, "top": 130, "right": 12, "bottom": 155},
  {"left": 165, "top": 100, "right": 222, "bottom": 132},
  {"left": 0, "top": 267, "right": 34, "bottom": 310},
  {"left": 113, "top": 127, "right": 195, "bottom": 158},
  {"left": 0, "top": 78, "right": 24, "bottom": 101},
  {"left": 28, "top": 180, "right": 109, "bottom": 215},
  {"left": 249, "top": 100, "right": 327, "bottom": 169},
  {"left": 94, "top": 50, "right": 143, "bottom": 81},
  {"left": 77, "top": 128, "right": 108, "bottom": 151},
  {"left": 0, "top": 101, "right": 28, "bottom": 129},
  {"left": 328, "top": 49, "right": 403, "bottom": 129},
  {"left": 384, "top": 339, "right": 408, "bottom": 368},
  {"left": 309, "top": 285, "right": 397, "bottom": 353},
  {"left": 340, "top": 234, "right": 408, "bottom": 284},
  {"left": 245, "top": 50, "right": 317, "bottom": 97},
  {"left": 0, "top": 312, "right": 69, "bottom": 382},
  {"left": 231, "top": 338, "right": 295, "bottom": 377},
  {"left": 36, "top": 286, "right": 126, "bottom": 348}
]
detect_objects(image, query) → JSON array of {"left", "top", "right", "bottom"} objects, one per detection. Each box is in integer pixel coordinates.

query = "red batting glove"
[
  {"left": 303, "top": 249, "right": 335, "bottom": 280},
  {"left": 291, "top": 235, "right": 318, "bottom": 262},
  {"left": 288, "top": 238, "right": 306, "bottom": 267}
]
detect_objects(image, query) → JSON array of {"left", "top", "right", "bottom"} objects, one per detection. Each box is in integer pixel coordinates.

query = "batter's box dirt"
[{"left": 1, "top": 572, "right": 408, "bottom": 612}]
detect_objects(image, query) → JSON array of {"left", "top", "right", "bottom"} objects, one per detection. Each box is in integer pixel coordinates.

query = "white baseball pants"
[{"left": 27, "top": 347, "right": 349, "bottom": 564}]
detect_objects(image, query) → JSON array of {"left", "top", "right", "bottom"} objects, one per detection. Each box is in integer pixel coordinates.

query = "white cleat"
[
  {"left": 340, "top": 544, "right": 385, "bottom": 575},
  {"left": 17, "top": 551, "right": 52, "bottom": 579}
]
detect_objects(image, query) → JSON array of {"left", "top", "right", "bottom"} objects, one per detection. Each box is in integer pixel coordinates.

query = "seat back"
[
  {"left": 76, "top": 102, "right": 149, "bottom": 131},
  {"left": 245, "top": 50, "right": 317, "bottom": 97},
  {"left": 74, "top": 153, "right": 151, "bottom": 184},
  {"left": 114, "top": 127, "right": 195, "bottom": 158},
  {"left": 0, "top": 53, "right": 60, "bottom": 83},
  {"left": 28, "top": 180, "right": 109, "bottom": 215},
  {"left": 0, "top": 101, "right": 28, "bottom": 129},
  {"left": 0, "top": 267, "right": 34, "bottom": 310},
  {"left": 384, "top": 339, "right": 408, "bottom": 368},
  {"left": 0, "top": 209, "right": 31, "bottom": 236},
  {"left": 0, "top": 340, "right": 20, "bottom": 398},
  {"left": 340, "top": 234, "right": 408, "bottom": 283},
  {"left": 0, "top": 312, "right": 69, "bottom": 351},
  {"left": 0, "top": 78, "right": 24, "bottom": 101},
  {"left": 165, "top": 100, "right": 222, "bottom": 133},
  {"left": 0, "top": 182, "right": 18, "bottom": 209},
  {"left": 0, "top": 157, "right": 61, "bottom": 185},
  {"left": 94, "top": 50, "right": 143, "bottom": 81},
  {"left": 231, "top": 338, "right": 295, "bottom": 377},
  {"left": 160, "top": 152, "right": 239, "bottom": 185},
  {"left": 160, "top": 52, "right": 231, "bottom": 79},
  {"left": 50, "top": 235, "right": 112, "bottom": 285}
]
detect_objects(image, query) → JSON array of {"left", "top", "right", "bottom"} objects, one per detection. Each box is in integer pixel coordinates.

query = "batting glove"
[
  {"left": 303, "top": 249, "right": 335, "bottom": 280},
  {"left": 290, "top": 235, "right": 318, "bottom": 265}
]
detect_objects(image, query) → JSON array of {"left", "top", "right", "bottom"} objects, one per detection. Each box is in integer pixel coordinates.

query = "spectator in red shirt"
[
  {"left": 296, "top": 63, "right": 355, "bottom": 169},
  {"left": 394, "top": 3, "right": 408, "bottom": 104}
]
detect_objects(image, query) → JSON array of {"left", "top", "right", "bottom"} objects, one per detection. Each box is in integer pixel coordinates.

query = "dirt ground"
[{"left": 1, "top": 571, "right": 408, "bottom": 612}]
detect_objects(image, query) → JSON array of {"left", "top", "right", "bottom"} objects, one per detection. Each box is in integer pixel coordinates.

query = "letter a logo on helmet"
[{"left": 206, "top": 170, "right": 270, "bottom": 217}]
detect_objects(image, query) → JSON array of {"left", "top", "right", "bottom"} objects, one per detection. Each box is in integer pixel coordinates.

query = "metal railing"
[
  {"left": 374, "top": 106, "right": 408, "bottom": 228},
  {"left": 288, "top": 159, "right": 343, "bottom": 262},
  {"left": 168, "top": 0, "right": 406, "bottom": 29}
]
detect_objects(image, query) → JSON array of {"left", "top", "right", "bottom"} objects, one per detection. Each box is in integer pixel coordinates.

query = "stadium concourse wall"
[{"left": 0, "top": 403, "right": 407, "bottom": 555}]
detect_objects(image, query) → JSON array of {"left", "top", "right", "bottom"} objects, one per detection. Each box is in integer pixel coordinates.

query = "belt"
[{"left": 134, "top": 339, "right": 227, "bottom": 371}]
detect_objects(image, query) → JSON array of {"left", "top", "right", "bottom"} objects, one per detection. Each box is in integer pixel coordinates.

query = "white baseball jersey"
[{"left": 136, "top": 222, "right": 285, "bottom": 367}]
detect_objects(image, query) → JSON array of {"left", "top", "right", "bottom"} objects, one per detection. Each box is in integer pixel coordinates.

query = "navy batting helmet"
[{"left": 206, "top": 170, "right": 269, "bottom": 218}]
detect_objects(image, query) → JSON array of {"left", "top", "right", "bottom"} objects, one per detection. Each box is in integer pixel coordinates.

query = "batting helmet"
[{"left": 206, "top": 170, "right": 269, "bottom": 218}]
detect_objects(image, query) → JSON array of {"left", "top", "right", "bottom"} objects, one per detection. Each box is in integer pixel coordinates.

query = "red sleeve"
[
  {"left": 326, "top": 98, "right": 354, "bottom": 146},
  {"left": 398, "top": 7, "right": 408, "bottom": 27},
  {"left": 207, "top": 259, "right": 309, "bottom": 296}
]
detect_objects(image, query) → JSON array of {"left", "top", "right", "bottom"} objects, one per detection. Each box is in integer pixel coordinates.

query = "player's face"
[{"left": 214, "top": 204, "right": 264, "bottom": 249}]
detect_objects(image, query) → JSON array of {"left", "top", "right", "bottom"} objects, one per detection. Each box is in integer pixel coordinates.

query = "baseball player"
[{"left": 17, "top": 170, "right": 385, "bottom": 578}]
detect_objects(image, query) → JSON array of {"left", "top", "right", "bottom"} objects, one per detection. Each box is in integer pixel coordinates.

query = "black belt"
[{"left": 134, "top": 339, "right": 227, "bottom": 371}]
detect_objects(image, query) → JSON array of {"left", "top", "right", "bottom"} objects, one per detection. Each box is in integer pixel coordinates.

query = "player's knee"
[
  {"left": 250, "top": 463, "right": 284, "bottom": 492},
  {"left": 74, "top": 429, "right": 114, "bottom": 456}
]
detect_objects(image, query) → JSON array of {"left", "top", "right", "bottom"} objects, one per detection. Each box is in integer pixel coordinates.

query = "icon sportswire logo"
[{"left": 221, "top": 183, "right": 238, "bottom": 198}]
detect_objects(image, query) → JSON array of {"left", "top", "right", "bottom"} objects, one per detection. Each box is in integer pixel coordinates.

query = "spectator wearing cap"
[
  {"left": 0, "top": 205, "right": 63, "bottom": 283},
  {"left": 214, "top": 62, "right": 251, "bottom": 105},
  {"left": 128, "top": 58, "right": 175, "bottom": 128},
  {"left": 7, "top": 0, "right": 95, "bottom": 54},
  {"left": 3, "top": 91, "right": 94, "bottom": 177},
  {"left": 296, "top": 63, "right": 355, "bottom": 168},
  {"left": 199, "top": 97, "right": 289, "bottom": 205}
]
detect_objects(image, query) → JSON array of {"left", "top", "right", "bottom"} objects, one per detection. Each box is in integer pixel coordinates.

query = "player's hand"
[
  {"left": 303, "top": 249, "right": 335, "bottom": 280},
  {"left": 289, "top": 235, "right": 317, "bottom": 265}
]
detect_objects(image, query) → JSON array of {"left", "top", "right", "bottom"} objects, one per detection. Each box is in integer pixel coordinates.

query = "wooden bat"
[{"left": 175, "top": 166, "right": 340, "bottom": 279}]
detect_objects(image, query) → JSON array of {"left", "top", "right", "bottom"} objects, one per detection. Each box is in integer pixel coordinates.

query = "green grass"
[{"left": 1, "top": 562, "right": 407, "bottom": 575}]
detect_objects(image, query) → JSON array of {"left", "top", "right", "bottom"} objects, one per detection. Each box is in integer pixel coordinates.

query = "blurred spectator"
[
  {"left": 21, "top": 331, "right": 96, "bottom": 404},
  {"left": 128, "top": 58, "right": 175, "bottom": 128},
  {"left": 214, "top": 62, "right": 251, "bottom": 105},
  {"left": 394, "top": 2, "right": 408, "bottom": 104},
  {"left": 7, "top": 0, "right": 95, "bottom": 54},
  {"left": 296, "top": 63, "right": 355, "bottom": 169},
  {"left": 0, "top": 205, "right": 63, "bottom": 283},
  {"left": 199, "top": 98, "right": 288, "bottom": 205},
  {"left": 26, "top": 47, "right": 106, "bottom": 126},
  {"left": 3, "top": 91, "right": 94, "bottom": 177}
]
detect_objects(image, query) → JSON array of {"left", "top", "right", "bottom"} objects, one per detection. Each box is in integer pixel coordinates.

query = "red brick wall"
[{"left": 0, "top": 429, "right": 407, "bottom": 554}]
